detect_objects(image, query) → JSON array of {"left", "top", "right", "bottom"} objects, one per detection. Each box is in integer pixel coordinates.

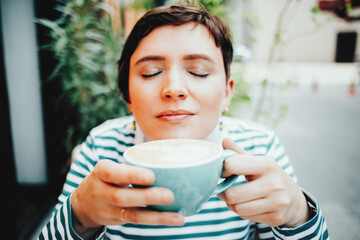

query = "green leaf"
[
  {"left": 95, "top": 2, "right": 112, "bottom": 14},
  {"left": 311, "top": 6, "right": 320, "bottom": 14},
  {"left": 84, "top": 30, "right": 104, "bottom": 42},
  {"left": 36, "top": 18, "right": 59, "bottom": 30},
  {"left": 346, "top": 4, "right": 355, "bottom": 11},
  {"left": 280, "top": 104, "right": 288, "bottom": 113},
  {"left": 261, "top": 78, "right": 268, "bottom": 87},
  {"left": 89, "top": 82, "right": 112, "bottom": 96}
]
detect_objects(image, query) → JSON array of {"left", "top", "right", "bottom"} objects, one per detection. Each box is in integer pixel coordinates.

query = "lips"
[{"left": 156, "top": 109, "right": 194, "bottom": 122}]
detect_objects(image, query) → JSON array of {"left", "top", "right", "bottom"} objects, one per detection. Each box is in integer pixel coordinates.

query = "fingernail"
[
  {"left": 171, "top": 214, "right": 184, "bottom": 226},
  {"left": 141, "top": 171, "right": 154, "bottom": 183},
  {"left": 160, "top": 190, "right": 174, "bottom": 203}
]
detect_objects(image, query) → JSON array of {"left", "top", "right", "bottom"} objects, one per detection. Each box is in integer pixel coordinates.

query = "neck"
[{"left": 135, "top": 121, "right": 223, "bottom": 145}]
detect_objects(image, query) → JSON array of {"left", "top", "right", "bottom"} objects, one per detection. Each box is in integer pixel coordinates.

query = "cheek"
[
  {"left": 131, "top": 90, "right": 154, "bottom": 115},
  {"left": 129, "top": 78, "right": 155, "bottom": 109},
  {"left": 194, "top": 81, "right": 225, "bottom": 112}
]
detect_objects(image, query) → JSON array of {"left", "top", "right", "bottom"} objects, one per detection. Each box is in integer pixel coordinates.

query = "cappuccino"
[{"left": 125, "top": 139, "right": 221, "bottom": 167}]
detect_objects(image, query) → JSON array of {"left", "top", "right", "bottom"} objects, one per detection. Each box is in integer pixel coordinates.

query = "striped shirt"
[{"left": 39, "top": 116, "right": 329, "bottom": 239}]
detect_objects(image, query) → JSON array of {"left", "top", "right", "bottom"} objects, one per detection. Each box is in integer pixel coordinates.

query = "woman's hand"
[
  {"left": 71, "top": 160, "right": 184, "bottom": 238},
  {"left": 218, "top": 138, "right": 310, "bottom": 228}
]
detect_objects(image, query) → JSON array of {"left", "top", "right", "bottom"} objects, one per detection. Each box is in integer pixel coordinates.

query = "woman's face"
[{"left": 128, "top": 23, "right": 234, "bottom": 140}]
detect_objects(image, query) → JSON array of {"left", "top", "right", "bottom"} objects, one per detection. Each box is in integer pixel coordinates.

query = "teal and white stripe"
[{"left": 39, "top": 116, "right": 329, "bottom": 239}]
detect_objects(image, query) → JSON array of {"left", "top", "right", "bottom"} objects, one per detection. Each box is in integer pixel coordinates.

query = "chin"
[{"left": 152, "top": 130, "right": 207, "bottom": 140}]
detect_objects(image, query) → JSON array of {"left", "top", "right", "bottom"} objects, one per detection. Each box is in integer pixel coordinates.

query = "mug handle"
[
  {"left": 212, "top": 149, "right": 239, "bottom": 195},
  {"left": 212, "top": 174, "right": 238, "bottom": 195}
]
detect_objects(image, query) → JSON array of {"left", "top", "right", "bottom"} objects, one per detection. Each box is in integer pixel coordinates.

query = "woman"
[{"left": 39, "top": 4, "right": 328, "bottom": 240}]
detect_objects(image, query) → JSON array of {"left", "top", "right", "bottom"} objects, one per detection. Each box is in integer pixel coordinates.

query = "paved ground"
[
  {"left": 236, "top": 62, "right": 360, "bottom": 239},
  {"left": 270, "top": 84, "right": 360, "bottom": 239}
]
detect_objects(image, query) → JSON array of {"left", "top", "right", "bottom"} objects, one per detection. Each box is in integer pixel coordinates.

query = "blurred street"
[{"left": 275, "top": 84, "right": 360, "bottom": 239}]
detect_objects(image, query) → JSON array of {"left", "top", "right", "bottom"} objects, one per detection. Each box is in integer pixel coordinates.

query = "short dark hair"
[{"left": 117, "top": 4, "right": 233, "bottom": 103}]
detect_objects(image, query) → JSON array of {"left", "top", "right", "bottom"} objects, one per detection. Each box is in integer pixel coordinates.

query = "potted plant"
[{"left": 38, "top": 0, "right": 129, "bottom": 154}]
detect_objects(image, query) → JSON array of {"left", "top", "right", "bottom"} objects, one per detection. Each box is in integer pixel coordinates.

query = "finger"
[
  {"left": 221, "top": 138, "right": 247, "bottom": 178},
  {"left": 222, "top": 199, "right": 280, "bottom": 227},
  {"left": 240, "top": 211, "right": 283, "bottom": 228},
  {"left": 103, "top": 186, "right": 175, "bottom": 207},
  {"left": 222, "top": 138, "right": 247, "bottom": 154},
  {"left": 94, "top": 160, "right": 155, "bottom": 186},
  {"left": 231, "top": 198, "right": 271, "bottom": 217},
  {"left": 217, "top": 180, "right": 269, "bottom": 205},
  {"left": 223, "top": 154, "right": 275, "bottom": 177},
  {"left": 119, "top": 208, "right": 185, "bottom": 226}
]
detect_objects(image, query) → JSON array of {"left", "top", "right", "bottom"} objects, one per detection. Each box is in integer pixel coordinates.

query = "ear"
[
  {"left": 127, "top": 102, "right": 133, "bottom": 114},
  {"left": 222, "top": 77, "right": 235, "bottom": 112}
]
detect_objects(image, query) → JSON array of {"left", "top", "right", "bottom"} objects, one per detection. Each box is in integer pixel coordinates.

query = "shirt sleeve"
[
  {"left": 255, "top": 132, "right": 329, "bottom": 240},
  {"left": 271, "top": 190, "right": 329, "bottom": 239},
  {"left": 38, "top": 135, "right": 107, "bottom": 240}
]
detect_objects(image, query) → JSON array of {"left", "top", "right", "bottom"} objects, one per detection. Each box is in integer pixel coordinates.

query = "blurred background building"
[{"left": 1, "top": 0, "right": 359, "bottom": 239}]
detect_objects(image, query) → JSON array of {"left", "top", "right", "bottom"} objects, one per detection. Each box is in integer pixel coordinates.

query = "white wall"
[
  {"left": 1, "top": 0, "right": 47, "bottom": 184},
  {"left": 247, "top": 0, "right": 360, "bottom": 62}
]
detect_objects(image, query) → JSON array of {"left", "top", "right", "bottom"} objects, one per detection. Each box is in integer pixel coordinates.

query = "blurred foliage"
[
  {"left": 200, "top": 0, "right": 229, "bottom": 22},
  {"left": 132, "top": 0, "right": 166, "bottom": 10},
  {"left": 226, "top": 65, "right": 251, "bottom": 117},
  {"left": 133, "top": 0, "right": 230, "bottom": 21},
  {"left": 38, "top": 0, "right": 129, "bottom": 154}
]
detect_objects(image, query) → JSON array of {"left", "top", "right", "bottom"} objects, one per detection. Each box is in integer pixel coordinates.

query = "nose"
[
  {"left": 162, "top": 88, "right": 187, "bottom": 100},
  {"left": 161, "top": 71, "right": 188, "bottom": 100}
]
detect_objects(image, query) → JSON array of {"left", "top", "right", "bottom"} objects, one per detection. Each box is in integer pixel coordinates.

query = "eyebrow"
[
  {"left": 134, "top": 54, "right": 215, "bottom": 66},
  {"left": 134, "top": 55, "right": 165, "bottom": 65},
  {"left": 183, "top": 54, "right": 215, "bottom": 64}
]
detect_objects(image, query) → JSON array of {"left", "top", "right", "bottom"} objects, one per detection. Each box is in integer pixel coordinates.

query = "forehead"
[{"left": 130, "top": 23, "right": 223, "bottom": 64}]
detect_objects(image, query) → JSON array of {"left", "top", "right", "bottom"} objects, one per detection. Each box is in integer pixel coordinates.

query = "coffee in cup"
[
  {"left": 124, "top": 139, "right": 238, "bottom": 216},
  {"left": 125, "top": 139, "right": 220, "bottom": 167}
]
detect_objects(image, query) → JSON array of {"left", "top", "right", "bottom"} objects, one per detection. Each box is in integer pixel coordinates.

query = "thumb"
[
  {"left": 222, "top": 138, "right": 247, "bottom": 154},
  {"left": 222, "top": 138, "right": 261, "bottom": 182}
]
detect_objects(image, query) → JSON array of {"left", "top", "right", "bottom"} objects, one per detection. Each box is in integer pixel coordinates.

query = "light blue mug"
[{"left": 124, "top": 139, "right": 238, "bottom": 216}]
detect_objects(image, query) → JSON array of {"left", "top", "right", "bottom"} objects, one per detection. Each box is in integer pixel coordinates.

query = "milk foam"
[{"left": 126, "top": 140, "right": 220, "bottom": 167}]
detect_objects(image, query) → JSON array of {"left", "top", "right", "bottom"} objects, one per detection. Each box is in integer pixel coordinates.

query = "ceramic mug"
[{"left": 123, "top": 139, "right": 238, "bottom": 216}]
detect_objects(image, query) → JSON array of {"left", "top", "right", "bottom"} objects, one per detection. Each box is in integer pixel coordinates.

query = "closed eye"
[
  {"left": 188, "top": 71, "right": 209, "bottom": 78},
  {"left": 141, "top": 71, "right": 162, "bottom": 78}
]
